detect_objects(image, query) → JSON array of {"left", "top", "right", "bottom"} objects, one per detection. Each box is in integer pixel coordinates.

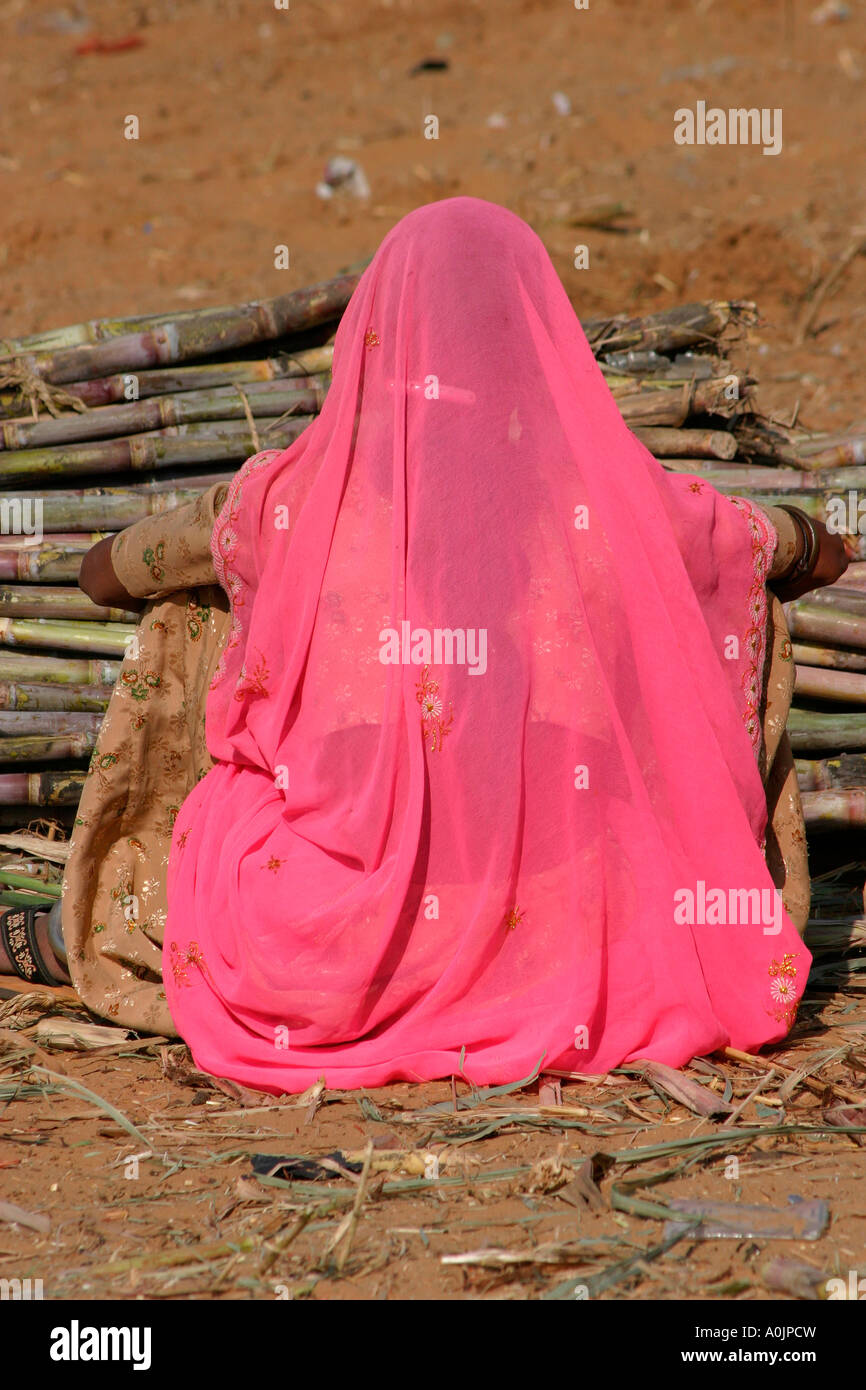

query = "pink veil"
[{"left": 164, "top": 197, "right": 809, "bottom": 1092}]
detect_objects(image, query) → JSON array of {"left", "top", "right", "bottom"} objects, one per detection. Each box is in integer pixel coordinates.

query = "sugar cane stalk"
[
  {"left": 0, "top": 681, "right": 112, "bottom": 711},
  {"left": 0, "top": 868, "right": 62, "bottom": 897},
  {"left": 2, "top": 273, "right": 360, "bottom": 385},
  {"left": 1, "top": 357, "right": 332, "bottom": 414},
  {"left": 0, "top": 710, "right": 104, "bottom": 736},
  {"left": 785, "top": 602, "right": 866, "bottom": 649},
  {"left": 787, "top": 708, "right": 866, "bottom": 751},
  {"left": 0, "top": 416, "right": 311, "bottom": 483},
  {"left": 800, "top": 438, "right": 866, "bottom": 471},
  {"left": 0, "top": 731, "right": 97, "bottom": 761},
  {"left": 794, "top": 665, "right": 866, "bottom": 705},
  {"left": 0, "top": 770, "right": 85, "bottom": 805},
  {"left": 2, "top": 488, "right": 202, "bottom": 532},
  {"left": 0, "top": 587, "right": 139, "bottom": 622},
  {"left": 1, "top": 382, "right": 326, "bottom": 450},
  {"left": 795, "top": 754, "right": 866, "bottom": 790},
  {"left": 632, "top": 427, "right": 738, "bottom": 460},
  {"left": 0, "top": 617, "right": 135, "bottom": 656},
  {"left": 801, "top": 789, "right": 866, "bottom": 829},
  {"left": 582, "top": 301, "right": 757, "bottom": 356},
  {"left": 0, "top": 652, "right": 119, "bottom": 684},
  {"left": 792, "top": 642, "right": 866, "bottom": 673}
]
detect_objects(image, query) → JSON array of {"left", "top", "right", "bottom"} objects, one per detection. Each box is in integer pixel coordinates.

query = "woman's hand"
[
  {"left": 78, "top": 537, "right": 147, "bottom": 612},
  {"left": 773, "top": 519, "right": 853, "bottom": 603}
]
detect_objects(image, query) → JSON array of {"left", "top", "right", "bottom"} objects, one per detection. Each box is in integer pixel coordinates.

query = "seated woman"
[{"left": 0, "top": 197, "right": 848, "bottom": 1092}]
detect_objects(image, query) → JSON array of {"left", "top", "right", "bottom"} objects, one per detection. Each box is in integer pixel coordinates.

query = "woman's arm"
[
  {"left": 762, "top": 503, "right": 851, "bottom": 602},
  {"left": 78, "top": 537, "right": 147, "bottom": 612},
  {"left": 78, "top": 482, "right": 230, "bottom": 610}
]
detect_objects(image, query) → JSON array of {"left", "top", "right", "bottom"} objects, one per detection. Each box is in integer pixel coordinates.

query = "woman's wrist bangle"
[{"left": 777, "top": 505, "right": 821, "bottom": 582}]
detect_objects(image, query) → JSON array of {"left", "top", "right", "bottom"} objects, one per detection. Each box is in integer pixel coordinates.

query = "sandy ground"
[
  {"left": 2, "top": 972, "right": 866, "bottom": 1303},
  {"left": 1, "top": 0, "right": 866, "bottom": 1303}
]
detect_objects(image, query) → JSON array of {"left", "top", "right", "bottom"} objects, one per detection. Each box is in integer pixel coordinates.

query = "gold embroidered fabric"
[{"left": 62, "top": 484, "right": 231, "bottom": 1034}]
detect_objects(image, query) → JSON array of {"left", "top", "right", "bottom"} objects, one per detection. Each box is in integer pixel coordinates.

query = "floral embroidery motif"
[
  {"left": 111, "top": 877, "right": 138, "bottom": 933},
  {"left": 187, "top": 597, "right": 211, "bottom": 641},
  {"left": 177, "top": 828, "right": 190, "bottom": 849},
  {"left": 688, "top": 481, "right": 704, "bottom": 493},
  {"left": 263, "top": 856, "right": 286, "bottom": 873},
  {"left": 416, "top": 666, "right": 454, "bottom": 751},
  {"left": 234, "top": 648, "right": 270, "bottom": 701},
  {"left": 504, "top": 907, "right": 525, "bottom": 931},
  {"left": 143, "top": 541, "right": 165, "bottom": 583},
  {"left": 150, "top": 619, "right": 168, "bottom": 635},
  {"left": 87, "top": 748, "right": 119, "bottom": 794},
  {"left": 364, "top": 328, "right": 380, "bottom": 348},
  {"left": 169, "top": 940, "right": 208, "bottom": 988},
  {"left": 120, "top": 669, "right": 162, "bottom": 702},
  {"left": 779, "top": 638, "right": 792, "bottom": 661},
  {"left": 767, "top": 951, "right": 799, "bottom": 1029},
  {"left": 210, "top": 450, "right": 282, "bottom": 688},
  {"left": 729, "top": 497, "right": 775, "bottom": 762}
]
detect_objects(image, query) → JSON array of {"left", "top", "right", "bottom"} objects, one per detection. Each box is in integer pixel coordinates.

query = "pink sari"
[{"left": 164, "top": 197, "right": 809, "bottom": 1093}]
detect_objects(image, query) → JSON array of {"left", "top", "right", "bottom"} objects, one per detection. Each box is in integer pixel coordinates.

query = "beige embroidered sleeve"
[{"left": 109, "top": 482, "right": 230, "bottom": 600}]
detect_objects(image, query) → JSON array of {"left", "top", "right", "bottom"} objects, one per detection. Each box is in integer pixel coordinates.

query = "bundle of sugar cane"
[{"left": 0, "top": 279, "right": 860, "bottom": 831}]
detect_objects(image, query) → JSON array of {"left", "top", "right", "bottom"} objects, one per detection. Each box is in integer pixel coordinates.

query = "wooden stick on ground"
[{"left": 795, "top": 233, "right": 866, "bottom": 347}]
